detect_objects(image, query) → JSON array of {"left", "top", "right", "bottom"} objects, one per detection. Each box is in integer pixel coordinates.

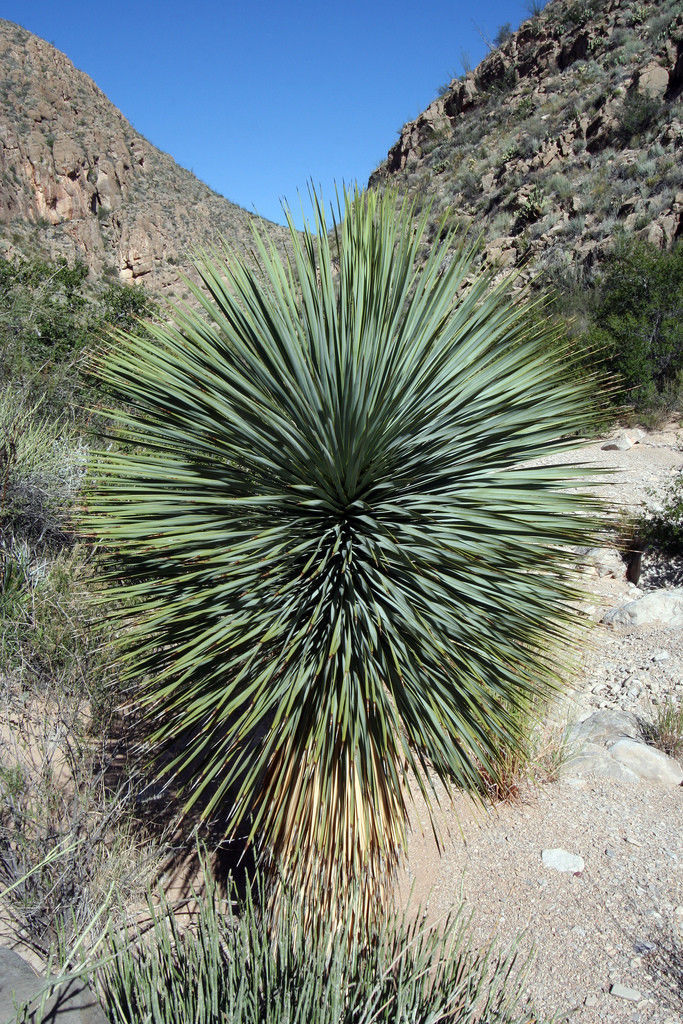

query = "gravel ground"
[{"left": 402, "top": 422, "right": 683, "bottom": 1024}]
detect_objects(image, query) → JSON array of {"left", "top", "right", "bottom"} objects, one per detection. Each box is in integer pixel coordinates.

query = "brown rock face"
[{"left": 0, "top": 19, "right": 289, "bottom": 295}]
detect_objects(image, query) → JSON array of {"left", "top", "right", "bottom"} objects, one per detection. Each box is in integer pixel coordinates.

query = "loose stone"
[
  {"left": 609, "top": 982, "right": 642, "bottom": 1001},
  {"left": 541, "top": 848, "right": 585, "bottom": 873}
]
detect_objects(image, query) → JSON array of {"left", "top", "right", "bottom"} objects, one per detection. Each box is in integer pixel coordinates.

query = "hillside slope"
[
  {"left": 0, "top": 19, "right": 290, "bottom": 295},
  {"left": 369, "top": 0, "right": 682, "bottom": 285}
]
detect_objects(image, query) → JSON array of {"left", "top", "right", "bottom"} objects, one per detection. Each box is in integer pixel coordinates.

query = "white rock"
[
  {"left": 602, "top": 589, "right": 683, "bottom": 629},
  {"left": 542, "top": 848, "right": 585, "bottom": 873},
  {"left": 602, "top": 432, "right": 633, "bottom": 451},
  {"left": 608, "top": 739, "right": 683, "bottom": 786},
  {"left": 582, "top": 546, "right": 624, "bottom": 578},
  {"left": 610, "top": 982, "right": 642, "bottom": 1001}
]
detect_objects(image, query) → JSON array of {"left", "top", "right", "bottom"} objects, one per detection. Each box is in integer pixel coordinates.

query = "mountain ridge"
[
  {"left": 0, "top": 18, "right": 290, "bottom": 296},
  {"left": 368, "top": 0, "right": 682, "bottom": 285}
]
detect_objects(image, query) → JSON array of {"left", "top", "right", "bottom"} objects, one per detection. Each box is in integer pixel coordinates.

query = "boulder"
[
  {"left": 637, "top": 62, "right": 670, "bottom": 100},
  {"left": 609, "top": 739, "right": 683, "bottom": 787},
  {"left": 601, "top": 589, "right": 683, "bottom": 629},
  {"left": 601, "top": 431, "right": 632, "bottom": 451},
  {"left": 569, "top": 709, "right": 639, "bottom": 747},
  {"left": 565, "top": 711, "right": 683, "bottom": 787},
  {"left": 567, "top": 751, "right": 640, "bottom": 783}
]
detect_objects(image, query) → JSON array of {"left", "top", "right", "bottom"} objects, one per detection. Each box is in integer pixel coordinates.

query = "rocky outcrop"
[
  {"left": 0, "top": 20, "right": 289, "bottom": 296},
  {"left": 370, "top": 0, "right": 683, "bottom": 282}
]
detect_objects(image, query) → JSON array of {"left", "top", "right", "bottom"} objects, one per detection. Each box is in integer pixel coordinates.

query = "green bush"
[
  {"left": 0, "top": 253, "right": 158, "bottom": 410},
  {"left": 582, "top": 237, "right": 683, "bottom": 413},
  {"left": 98, "top": 872, "right": 544, "bottom": 1024},
  {"left": 616, "top": 89, "right": 660, "bottom": 143},
  {"left": 636, "top": 471, "right": 683, "bottom": 555},
  {"left": 0, "top": 256, "right": 90, "bottom": 366}
]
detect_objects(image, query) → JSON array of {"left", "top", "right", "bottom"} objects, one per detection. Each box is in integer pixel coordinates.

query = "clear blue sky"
[{"left": 1, "top": 0, "right": 543, "bottom": 226}]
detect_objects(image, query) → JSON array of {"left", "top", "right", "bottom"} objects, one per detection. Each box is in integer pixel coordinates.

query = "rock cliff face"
[
  {"left": 369, "top": 0, "right": 682, "bottom": 282},
  {"left": 0, "top": 20, "right": 289, "bottom": 295}
]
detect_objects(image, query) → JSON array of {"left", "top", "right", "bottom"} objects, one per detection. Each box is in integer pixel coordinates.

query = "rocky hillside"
[
  {"left": 370, "top": 0, "right": 682, "bottom": 285},
  {"left": 0, "top": 20, "right": 290, "bottom": 296}
]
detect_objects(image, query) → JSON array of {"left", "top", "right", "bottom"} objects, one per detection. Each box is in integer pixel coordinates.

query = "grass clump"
[
  {"left": 642, "top": 697, "right": 683, "bottom": 760},
  {"left": 98, "top": 871, "right": 545, "bottom": 1024},
  {"left": 0, "top": 386, "right": 87, "bottom": 550}
]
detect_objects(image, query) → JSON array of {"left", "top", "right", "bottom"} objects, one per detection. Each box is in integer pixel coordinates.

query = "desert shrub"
[
  {"left": 0, "top": 689, "right": 153, "bottom": 957},
  {"left": 616, "top": 89, "right": 660, "bottom": 144},
  {"left": 98, "top": 872, "right": 544, "bottom": 1024},
  {"left": 0, "top": 254, "right": 157, "bottom": 410},
  {"left": 635, "top": 471, "right": 683, "bottom": 555},
  {"left": 525, "top": 0, "right": 546, "bottom": 18},
  {"left": 0, "top": 255, "right": 90, "bottom": 370},
  {"left": 459, "top": 168, "right": 481, "bottom": 202},
  {"left": 547, "top": 172, "right": 573, "bottom": 201},
  {"left": 517, "top": 184, "right": 545, "bottom": 223},
  {"left": 581, "top": 237, "right": 683, "bottom": 412},
  {"left": 0, "top": 386, "right": 86, "bottom": 550},
  {"left": 0, "top": 542, "right": 115, "bottom": 700},
  {"left": 514, "top": 96, "right": 535, "bottom": 121},
  {"left": 628, "top": 2, "right": 648, "bottom": 26},
  {"left": 560, "top": 0, "right": 601, "bottom": 28},
  {"left": 498, "top": 141, "right": 520, "bottom": 166},
  {"left": 494, "top": 23, "right": 513, "bottom": 46}
]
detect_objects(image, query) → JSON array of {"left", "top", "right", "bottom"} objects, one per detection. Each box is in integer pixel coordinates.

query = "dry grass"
[{"left": 642, "top": 695, "right": 683, "bottom": 760}]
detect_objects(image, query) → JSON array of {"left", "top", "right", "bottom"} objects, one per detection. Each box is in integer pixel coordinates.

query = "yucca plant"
[{"left": 87, "top": 187, "right": 602, "bottom": 914}]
